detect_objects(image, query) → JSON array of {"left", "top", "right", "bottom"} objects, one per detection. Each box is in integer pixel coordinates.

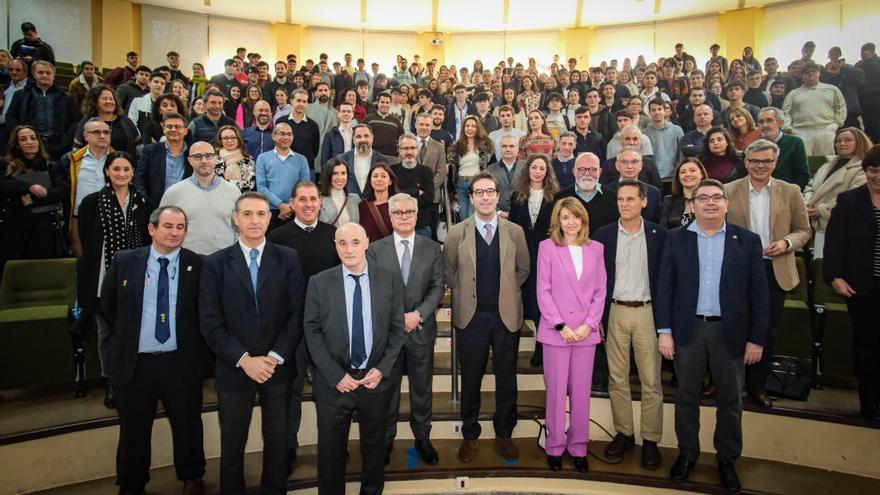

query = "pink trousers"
[{"left": 542, "top": 343, "right": 596, "bottom": 456}]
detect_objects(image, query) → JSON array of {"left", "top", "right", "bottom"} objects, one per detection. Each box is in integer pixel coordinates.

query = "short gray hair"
[
  {"left": 388, "top": 193, "right": 417, "bottom": 214},
  {"left": 291, "top": 88, "right": 309, "bottom": 100},
  {"left": 398, "top": 133, "right": 418, "bottom": 147},
  {"left": 616, "top": 148, "right": 642, "bottom": 161},
  {"left": 618, "top": 125, "right": 642, "bottom": 141},
  {"left": 744, "top": 138, "right": 780, "bottom": 158},
  {"left": 234, "top": 191, "right": 270, "bottom": 212},
  {"left": 149, "top": 205, "right": 188, "bottom": 228},
  {"left": 759, "top": 106, "right": 784, "bottom": 122},
  {"left": 84, "top": 117, "right": 109, "bottom": 132}
]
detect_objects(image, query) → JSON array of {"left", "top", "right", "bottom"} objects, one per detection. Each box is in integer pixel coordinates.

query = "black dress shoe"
[
  {"left": 640, "top": 440, "right": 661, "bottom": 470},
  {"left": 384, "top": 444, "right": 393, "bottom": 465},
  {"left": 546, "top": 455, "right": 562, "bottom": 471},
  {"left": 285, "top": 448, "right": 297, "bottom": 477},
  {"left": 603, "top": 433, "right": 635, "bottom": 463},
  {"left": 117, "top": 486, "right": 145, "bottom": 495},
  {"left": 718, "top": 459, "right": 742, "bottom": 493},
  {"left": 748, "top": 387, "right": 773, "bottom": 409},
  {"left": 415, "top": 439, "right": 439, "bottom": 464},
  {"left": 104, "top": 382, "right": 116, "bottom": 409},
  {"left": 670, "top": 455, "right": 695, "bottom": 482},
  {"left": 573, "top": 456, "right": 589, "bottom": 473}
]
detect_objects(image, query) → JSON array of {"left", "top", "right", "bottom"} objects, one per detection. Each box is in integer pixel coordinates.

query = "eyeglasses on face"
[
  {"left": 390, "top": 210, "right": 417, "bottom": 219},
  {"left": 471, "top": 188, "right": 497, "bottom": 197},
  {"left": 694, "top": 194, "right": 727, "bottom": 204}
]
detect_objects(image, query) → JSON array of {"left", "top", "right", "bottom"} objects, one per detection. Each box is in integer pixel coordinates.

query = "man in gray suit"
[
  {"left": 414, "top": 112, "right": 449, "bottom": 236},
  {"left": 304, "top": 222, "right": 405, "bottom": 495},
  {"left": 487, "top": 135, "right": 524, "bottom": 212},
  {"left": 366, "top": 193, "right": 445, "bottom": 465}
]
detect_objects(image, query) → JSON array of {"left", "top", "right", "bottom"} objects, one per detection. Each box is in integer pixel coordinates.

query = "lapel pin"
[
  {"left": 733, "top": 235, "right": 738, "bottom": 240},
  {"left": 651, "top": 229, "right": 656, "bottom": 234},
  {"left": 122, "top": 280, "right": 128, "bottom": 287},
  {"left": 187, "top": 265, "right": 192, "bottom": 272}
]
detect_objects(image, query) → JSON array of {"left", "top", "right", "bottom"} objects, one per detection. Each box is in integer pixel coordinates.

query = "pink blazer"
[{"left": 535, "top": 239, "right": 607, "bottom": 347}]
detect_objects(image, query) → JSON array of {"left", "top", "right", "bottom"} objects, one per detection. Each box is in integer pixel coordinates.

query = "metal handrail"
[{"left": 442, "top": 184, "right": 459, "bottom": 404}]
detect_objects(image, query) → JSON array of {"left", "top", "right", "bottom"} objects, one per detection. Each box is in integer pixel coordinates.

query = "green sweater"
[{"left": 772, "top": 133, "right": 809, "bottom": 190}]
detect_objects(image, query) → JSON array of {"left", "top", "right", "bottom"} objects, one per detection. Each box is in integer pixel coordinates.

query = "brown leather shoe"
[
  {"left": 458, "top": 439, "right": 479, "bottom": 463},
  {"left": 748, "top": 387, "right": 773, "bottom": 409},
  {"left": 640, "top": 440, "right": 661, "bottom": 470},
  {"left": 603, "top": 433, "right": 635, "bottom": 463},
  {"left": 182, "top": 479, "right": 205, "bottom": 495},
  {"left": 495, "top": 437, "right": 519, "bottom": 461}
]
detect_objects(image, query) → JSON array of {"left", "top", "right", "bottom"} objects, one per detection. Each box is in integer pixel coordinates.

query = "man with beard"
[
  {"left": 336, "top": 125, "right": 388, "bottom": 197},
  {"left": 555, "top": 152, "right": 619, "bottom": 232},
  {"left": 242, "top": 100, "right": 274, "bottom": 158},
  {"left": 267, "top": 61, "right": 297, "bottom": 109},
  {"left": 306, "top": 82, "right": 339, "bottom": 170},
  {"left": 429, "top": 105, "right": 454, "bottom": 148}
]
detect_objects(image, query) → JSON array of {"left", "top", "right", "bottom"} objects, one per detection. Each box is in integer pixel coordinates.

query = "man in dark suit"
[
  {"left": 304, "top": 222, "right": 405, "bottom": 495},
  {"left": 655, "top": 179, "right": 769, "bottom": 493},
  {"left": 134, "top": 113, "right": 192, "bottom": 202},
  {"left": 200, "top": 191, "right": 306, "bottom": 495},
  {"left": 100, "top": 206, "right": 208, "bottom": 495},
  {"left": 335, "top": 124, "right": 388, "bottom": 197},
  {"left": 267, "top": 181, "right": 340, "bottom": 473},
  {"left": 366, "top": 193, "right": 445, "bottom": 465},
  {"left": 443, "top": 84, "right": 477, "bottom": 139},
  {"left": 593, "top": 180, "right": 666, "bottom": 470}
]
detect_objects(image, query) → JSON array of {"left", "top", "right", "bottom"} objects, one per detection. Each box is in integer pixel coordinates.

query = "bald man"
[{"left": 304, "top": 222, "right": 405, "bottom": 495}]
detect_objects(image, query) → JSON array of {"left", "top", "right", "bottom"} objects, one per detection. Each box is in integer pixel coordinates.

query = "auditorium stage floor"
[
  {"left": 42, "top": 437, "right": 880, "bottom": 495},
  {"left": 0, "top": 373, "right": 870, "bottom": 443}
]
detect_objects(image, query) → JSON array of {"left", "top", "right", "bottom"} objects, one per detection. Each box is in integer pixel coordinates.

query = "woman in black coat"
[
  {"left": 506, "top": 154, "right": 559, "bottom": 366},
  {"left": 660, "top": 157, "right": 708, "bottom": 229},
  {"left": 75, "top": 151, "right": 154, "bottom": 407},
  {"left": 823, "top": 145, "right": 880, "bottom": 421},
  {"left": 0, "top": 125, "right": 68, "bottom": 277}
]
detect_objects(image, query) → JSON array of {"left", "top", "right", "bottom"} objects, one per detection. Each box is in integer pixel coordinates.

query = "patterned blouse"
[
  {"left": 215, "top": 155, "right": 257, "bottom": 192},
  {"left": 518, "top": 92, "right": 541, "bottom": 114}
]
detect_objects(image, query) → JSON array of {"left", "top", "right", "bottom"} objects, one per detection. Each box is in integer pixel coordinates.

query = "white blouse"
[
  {"left": 528, "top": 188, "right": 544, "bottom": 225},
  {"left": 568, "top": 244, "right": 583, "bottom": 280}
]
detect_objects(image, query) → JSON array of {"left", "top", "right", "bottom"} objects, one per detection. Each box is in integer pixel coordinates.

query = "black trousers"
[
  {"left": 674, "top": 319, "right": 744, "bottom": 463},
  {"left": 287, "top": 339, "right": 311, "bottom": 450},
  {"left": 385, "top": 335, "right": 435, "bottom": 446},
  {"left": 115, "top": 352, "right": 205, "bottom": 491},
  {"left": 457, "top": 310, "right": 519, "bottom": 440},
  {"left": 746, "top": 260, "right": 787, "bottom": 390},
  {"left": 847, "top": 278, "right": 880, "bottom": 418},
  {"left": 316, "top": 378, "right": 391, "bottom": 495},
  {"left": 217, "top": 379, "right": 291, "bottom": 495}
]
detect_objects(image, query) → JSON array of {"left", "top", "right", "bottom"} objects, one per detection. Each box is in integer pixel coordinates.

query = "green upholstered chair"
[
  {"left": 0, "top": 258, "right": 80, "bottom": 389},
  {"left": 809, "top": 258, "right": 849, "bottom": 388}
]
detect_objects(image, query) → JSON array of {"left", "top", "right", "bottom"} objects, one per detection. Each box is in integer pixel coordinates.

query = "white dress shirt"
[{"left": 748, "top": 177, "right": 772, "bottom": 250}]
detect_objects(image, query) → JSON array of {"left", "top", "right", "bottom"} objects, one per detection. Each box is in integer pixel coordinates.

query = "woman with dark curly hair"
[{"left": 73, "top": 84, "right": 140, "bottom": 155}]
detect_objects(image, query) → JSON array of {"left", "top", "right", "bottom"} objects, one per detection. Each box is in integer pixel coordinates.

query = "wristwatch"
[{"left": 554, "top": 323, "right": 565, "bottom": 332}]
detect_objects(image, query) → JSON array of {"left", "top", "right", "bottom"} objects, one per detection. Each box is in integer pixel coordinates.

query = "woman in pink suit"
[{"left": 536, "top": 196, "right": 607, "bottom": 473}]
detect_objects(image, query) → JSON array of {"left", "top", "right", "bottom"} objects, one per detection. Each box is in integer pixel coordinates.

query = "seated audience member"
[
  {"left": 101, "top": 205, "right": 208, "bottom": 495},
  {"left": 756, "top": 107, "right": 809, "bottom": 190},
  {"left": 188, "top": 89, "right": 236, "bottom": 143},
  {"left": 698, "top": 127, "right": 746, "bottom": 183},
  {"left": 138, "top": 93, "right": 188, "bottom": 147},
  {"left": 507, "top": 154, "right": 559, "bottom": 366},
  {"left": 74, "top": 151, "right": 154, "bottom": 408},
  {"left": 536, "top": 197, "right": 606, "bottom": 472},
  {"left": 135, "top": 113, "right": 192, "bottom": 202},
  {"left": 5, "top": 60, "right": 82, "bottom": 160},
  {"left": 804, "top": 127, "right": 872, "bottom": 257},
  {"left": 215, "top": 125, "right": 257, "bottom": 193},
  {"left": 448, "top": 115, "right": 493, "bottom": 219},
  {"left": 318, "top": 157, "right": 361, "bottom": 227},
  {"left": 73, "top": 85, "right": 140, "bottom": 155},
  {"left": 660, "top": 157, "right": 708, "bottom": 229},
  {"left": 726, "top": 107, "right": 761, "bottom": 152},
  {"left": 391, "top": 135, "right": 434, "bottom": 237},
  {"left": 823, "top": 145, "right": 880, "bottom": 422},
  {"left": 359, "top": 162, "right": 399, "bottom": 241},
  {"left": 255, "top": 122, "right": 311, "bottom": 227},
  {"left": 0, "top": 126, "right": 69, "bottom": 274},
  {"left": 680, "top": 105, "right": 715, "bottom": 158},
  {"left": 160, "top": 141, "right": 240, "bottom": 255}
]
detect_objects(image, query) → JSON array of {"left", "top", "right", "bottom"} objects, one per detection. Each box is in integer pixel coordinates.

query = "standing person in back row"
[{"left": 444, "top": 171, "right": 530, "bottom": 464}]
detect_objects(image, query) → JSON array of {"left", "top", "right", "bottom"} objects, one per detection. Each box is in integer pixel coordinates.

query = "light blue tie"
[
  {"left": 400, "top": 239, "right": 411, "bottom": 286},
  {"left": 249, "top": 248, "right": 259, "bottom": 298}
]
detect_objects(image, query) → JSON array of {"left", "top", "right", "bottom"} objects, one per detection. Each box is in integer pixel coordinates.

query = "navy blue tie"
[
  {"left": 155, "top": 257, "right": 170, "bottom": 344},
  {"left": 349, "top": 273, "right": 366, "bottom": 367}
]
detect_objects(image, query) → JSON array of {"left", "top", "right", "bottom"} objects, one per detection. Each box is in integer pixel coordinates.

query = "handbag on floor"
[{"left": 765, "top": 355, "right": 812, "bottom": 401}]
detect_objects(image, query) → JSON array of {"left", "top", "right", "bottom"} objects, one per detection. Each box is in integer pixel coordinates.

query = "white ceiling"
[{"left": 134, "top": 0, "right": 796, "bottom": 31}]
